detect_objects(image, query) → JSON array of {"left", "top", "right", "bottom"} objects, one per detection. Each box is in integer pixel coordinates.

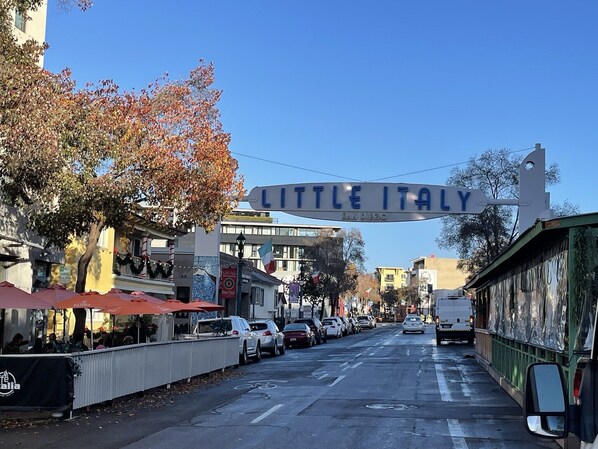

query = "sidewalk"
[{"left": 0, "top": 368, "right": 241, "bottom": 449}]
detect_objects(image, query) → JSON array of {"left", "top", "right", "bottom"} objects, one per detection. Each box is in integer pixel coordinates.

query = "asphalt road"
[{"left": 0, "top": 323, "right": 560, "bottom": 449}]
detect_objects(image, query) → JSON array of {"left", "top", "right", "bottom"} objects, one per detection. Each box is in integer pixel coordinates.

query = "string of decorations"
[{"left": 113, "top": 250, "right": 173, "bottom": 279}]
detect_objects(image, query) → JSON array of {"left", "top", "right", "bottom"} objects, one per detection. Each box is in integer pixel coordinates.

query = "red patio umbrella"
[
  {"left": 102, "top": 299, "right": 174, "bottom": 343},
  {"left": 101, "top": 299, "right": 173, "bottom": 316},
  {"left": 130, "top": 291, "right": 165, "bottom": 303},
  {"left": 0, "top": 281, "right": 54, "bottom": 309},
  {"left": 56, "top": 291, "right": 131, "bottom": 349},
  {"left": 32, "top": 284, "right": 80, "bottom": 307},
  {"left": 101, "top": 288, "right": 137, "bottom": 302},
  {"left": 32, "top": 284, "right": 81, "bottom": 334},
  {"left": 55, "top": 291, "right": 129, "bottom": 310},
  {"left": 189, "top": 299, "right": 225, "bottom": 311},
  {"left": 163, "top": 299, "right": 207, "bottom": 313}
]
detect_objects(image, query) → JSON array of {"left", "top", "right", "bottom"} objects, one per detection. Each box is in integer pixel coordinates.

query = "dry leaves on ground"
[{"left": 0, "top": 367, "right": 241, "bottom": 430}]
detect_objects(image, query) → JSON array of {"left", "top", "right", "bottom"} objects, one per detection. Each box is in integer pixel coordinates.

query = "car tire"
[
  {"left": 254, "top": 343, "right": 261, "bottom": 362},
  {"left": 273, "top": 343, "right": 280, "bottom": 356},
  {"left": 402, "top": 330, "right": 406, "bottom": 334},
  {"left": 279, "top": 343, "right": 286, "bottom": 355},
  {"left": 240, "top": 344, "right": 248, "bottom": 365}
]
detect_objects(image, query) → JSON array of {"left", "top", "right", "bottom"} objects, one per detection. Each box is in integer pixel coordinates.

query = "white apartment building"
[
  {"left": 220, "top": 210, "right": 341, "bottom": 276},
  {"left": 219, "top": 210, "right": 341, "bottom": 318}
]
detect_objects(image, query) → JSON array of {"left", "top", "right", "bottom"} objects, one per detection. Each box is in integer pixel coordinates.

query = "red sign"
[{"left": 221, "top": 267, "right": 237, "bottom": 299}]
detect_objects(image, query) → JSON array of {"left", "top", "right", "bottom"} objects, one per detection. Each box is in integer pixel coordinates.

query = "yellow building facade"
[{"left": 375, "top": 266, "right": 408, "bottom": 292}]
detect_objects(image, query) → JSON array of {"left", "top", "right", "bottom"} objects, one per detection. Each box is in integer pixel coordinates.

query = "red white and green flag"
[
  {"left": 311, "top": 271, "right": 320, "bottom": 284},
  {"left": 258, "top": 239, "right": 276, "bottom": 274}
]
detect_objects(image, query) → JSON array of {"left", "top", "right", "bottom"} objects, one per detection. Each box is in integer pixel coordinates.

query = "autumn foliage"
[{"left": 1, "top": 1, "right": 243, "bottom": 332}]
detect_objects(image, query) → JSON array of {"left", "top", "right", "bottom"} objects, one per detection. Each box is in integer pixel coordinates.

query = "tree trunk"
[{"left": 73, "top": 220, "right": 105, "bottom": 336}]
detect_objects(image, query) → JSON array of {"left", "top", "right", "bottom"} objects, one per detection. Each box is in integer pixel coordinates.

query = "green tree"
[
  {"left": 304, "top": 228, "right": 365, "bottom": 319},
  {"left": 436, "top": 148, "right": 576, "bottom": 274},
  {"left": 381, "top": 289, "right": 398, "bottom": 317}
]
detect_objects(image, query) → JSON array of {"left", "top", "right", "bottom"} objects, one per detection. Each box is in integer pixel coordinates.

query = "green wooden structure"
[{"left": 466, "top": 212, "right": 598, "bottom": 402}]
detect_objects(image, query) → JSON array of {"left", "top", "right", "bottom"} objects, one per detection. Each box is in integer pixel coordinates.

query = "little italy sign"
[
  {"left": 245, "top": 146, "right": 550, "bottom": 231},
  {"left": 246, "top": 183, "right": 487, "bottom": 222}
]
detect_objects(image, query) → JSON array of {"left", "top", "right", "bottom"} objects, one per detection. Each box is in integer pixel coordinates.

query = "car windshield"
[
  {"left": 284, "top": 324, "right": 307, "bottom": 331},
  {"left": 405, "top": 317, "right": 421, "bottom": 322},
  {"left": 323, "top": 320, "right": 335, "bottom": 325},
  {"left": 196, "top": 320, "right": 232, "bottom": 333},
  {"left": 250, "top": 323, "right": 268, "bottom": 331}
]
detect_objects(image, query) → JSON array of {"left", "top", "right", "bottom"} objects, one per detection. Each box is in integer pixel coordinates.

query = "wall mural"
[{"left": 192, "top": 255, "right": 219, "bottom": 320}]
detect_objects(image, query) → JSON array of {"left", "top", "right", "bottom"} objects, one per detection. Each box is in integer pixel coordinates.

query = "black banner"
[{"left": 0, "top": 356, "right": 74, "bottom": 411}]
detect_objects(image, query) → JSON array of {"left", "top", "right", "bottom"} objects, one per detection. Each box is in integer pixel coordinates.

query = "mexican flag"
[{"left": 258, "top": 239, "right": 276, "bottom": 274}]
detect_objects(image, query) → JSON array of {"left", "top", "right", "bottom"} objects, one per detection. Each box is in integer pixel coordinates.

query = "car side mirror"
[{"left": 524, "top": 363, "right": 568, "bottom": 439}]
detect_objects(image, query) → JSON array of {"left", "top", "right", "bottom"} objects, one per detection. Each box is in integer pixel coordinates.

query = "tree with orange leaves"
[{"left": 1, "top": 2, "right": 243, "bottom": 333}]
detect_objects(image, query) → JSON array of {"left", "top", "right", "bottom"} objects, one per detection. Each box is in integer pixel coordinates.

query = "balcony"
[{"left": 113, "top": 254, "right": 173, "bottom": 283}]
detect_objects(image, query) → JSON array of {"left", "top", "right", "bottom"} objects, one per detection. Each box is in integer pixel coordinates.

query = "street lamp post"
[
  {"left": 235, "top": 232, "right": 245, "bottom": 317},
  {"left": 298, "top": 259, "right": 305, "bottom": 318}
]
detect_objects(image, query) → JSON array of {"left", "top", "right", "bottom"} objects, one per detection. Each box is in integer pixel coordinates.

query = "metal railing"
[
  {"left": 72, "top": 336, "right": 239, "bottom": 410},
  {"left": 490, "top": 335, "right": 567, "bottom": 392}
]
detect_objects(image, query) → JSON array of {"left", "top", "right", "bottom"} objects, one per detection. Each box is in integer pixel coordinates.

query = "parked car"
[
  {"left": 326, "top": 316, "right": 346, "bottom": 337},
  {"left": 402, "top": 314, "right": 425, "bottom": 334},
  {"left": 250, "top": 320, "right": 285, "bottom": 356},
  {"left": 322, "top": 318, "right": 342, "bottom": 339},
  {"left": 195, "top": 316, "right": 261, "bottom": 365},
  {"left": 358, "top": 315, "right": 376, "bottom": 329},
  {"left": 294, "top": 317, "right": 327, "bottom": 344},
  {"left": 349, "top": 317, "right": 361, "bottom": 333},
  {"left": 340, "top": 316, "right": 353, "bottom": 335},
  {"left": 282, "top": 323, "right": 316, "bottom": 348}
]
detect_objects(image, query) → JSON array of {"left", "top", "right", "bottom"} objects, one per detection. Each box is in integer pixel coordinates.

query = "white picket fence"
[{"left": 72, "top": 336, "right": 239, "bottom": 410}]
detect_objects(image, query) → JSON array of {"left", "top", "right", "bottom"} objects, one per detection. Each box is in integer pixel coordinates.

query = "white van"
[{"left": 434, "top": 294, "right": 474, "bottom": 345}]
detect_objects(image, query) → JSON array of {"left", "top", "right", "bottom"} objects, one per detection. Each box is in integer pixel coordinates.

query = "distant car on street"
[
  {"left": 402, "top": 315, "right": 424, "bottom": 334},
  {"left": 293, "top": 317, "right": 327, "bottom": 344},
  {"left": 322, "top": 318, "right": 342, "bottom": 339},
  {"left": 250, "top": 320, "right": 285, "bottom": 356},
  {"left": 358, "top": 315, "right": 376, "bottom": 329},
  {"left": 195, "top": 316, "right": 261, "bottom": 365},
  {"left": 283, "top": 323, "right": 316, "bottom": 348},
  {"left": 349, "top": 317, "right": 361, "bottom": 333}
]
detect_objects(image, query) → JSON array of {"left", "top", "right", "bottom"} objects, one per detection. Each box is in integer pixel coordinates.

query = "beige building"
[
  {"left": 408, "top": 255, "right": 470, "bottom": 311},
  {"left": 10, "top": 1, "right": 48, "bottom": 66}
]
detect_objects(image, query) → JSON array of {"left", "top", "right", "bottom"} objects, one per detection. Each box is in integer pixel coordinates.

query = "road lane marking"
[
  {"left": 251, "top": 404, "right": 284, "bottom": 424},
  {"left": 328, "top": 375, "right": 346, "bottom": 387},
  {"left": 457, "top": 364, "right": 473, "bottom": 398},
  {"left": 435, "top": 363, "right": 452, "bottom": 402},
  {"left": 448, "top": 419, "right": 469, "bottom": 449},
  {"left": 318, "top": 373, "right": 328, "bottom": 380}
]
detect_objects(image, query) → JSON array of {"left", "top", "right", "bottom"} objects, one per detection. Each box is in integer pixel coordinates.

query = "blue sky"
[{"left": 44, "top": 1, "right": 598, "bottom": 272}]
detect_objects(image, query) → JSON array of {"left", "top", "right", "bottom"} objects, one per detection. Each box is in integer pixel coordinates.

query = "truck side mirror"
[{"left": 524, "top": 363, "right": 568, "bottom": 438}]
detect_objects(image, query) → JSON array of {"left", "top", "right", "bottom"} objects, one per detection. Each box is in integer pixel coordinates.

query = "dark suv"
[{"left": 294, "top": 317, "right": 327, "bottom": 344}]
